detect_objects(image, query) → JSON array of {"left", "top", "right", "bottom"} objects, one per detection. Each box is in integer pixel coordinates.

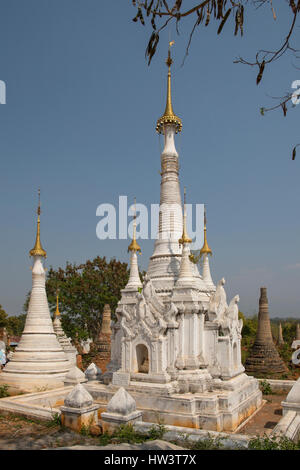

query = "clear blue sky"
[{"left": 0, "top": 1, "right": 299, "bottom": 318}]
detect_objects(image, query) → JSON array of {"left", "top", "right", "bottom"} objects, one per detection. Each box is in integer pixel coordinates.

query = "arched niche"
[{"left": 136, "top": 343, "right": 149, "bottom": 373}]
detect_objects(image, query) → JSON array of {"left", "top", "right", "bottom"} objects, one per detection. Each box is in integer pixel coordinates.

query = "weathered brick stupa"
[
  {"left": 296, "top": 324, "right": 300, "bottom": 341},
  {"left": 0, "top": 192, "right": 70, "bottom": 393},
  {"left": 277, "top": 323, "right": 284, "bottom": 346},
  {"left": 94, "top": 304, "right": 112, "bottom": 373},
  {"left": 245, "top": 287, "right": 288, "bottom": 377}
]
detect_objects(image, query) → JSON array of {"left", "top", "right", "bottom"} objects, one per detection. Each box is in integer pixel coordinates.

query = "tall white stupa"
[
  {"left": 0, "top": 191, "right": 70, "bottom": 393},
  {"left": 105, "top": 44, "right": 262, "bottom": 431}
]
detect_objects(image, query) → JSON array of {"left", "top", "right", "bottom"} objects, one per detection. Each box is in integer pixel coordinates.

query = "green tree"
[
  {"left": 6, "top": 314, "right": 26, "bottom": 337},
  {"left": 24, "top": 256, "right": 135, "bottom": 341},
  {"left": 0, "top": 305, "right": 8, "bottom": 328}
]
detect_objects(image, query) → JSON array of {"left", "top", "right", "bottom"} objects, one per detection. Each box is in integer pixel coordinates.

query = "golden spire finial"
[
  {"left": 156, "top": 41, "right": 182, "bottom": 134},
  {"left": 54, "top": 289, "right": 60, "bottom": 317},
  {"left": 29, "top": 188, "right": 47, "bottom": 258},
  {"left": 179, "top": 187, "right": 192, "bottom": 246},
  {"left": 128, "top": 198, "right": 141, "bottom": 254},
  {"left": 200, "top": 206, "right": 212, "bottom": 257}
]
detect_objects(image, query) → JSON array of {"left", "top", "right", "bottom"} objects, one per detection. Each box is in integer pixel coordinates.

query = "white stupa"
[
  {"left": 199, "top": 207, "right": 215, "bottom": 291},
  {"left": 0, "top": 191, "right": 70, "bottom": 392},
  {"left": 126, "top": 198, "right": 142, "bottom": 290},
  {"left": 53, "top": 292, "right": 78, "bottom": 366},
  {"left": 105, "top": 44, "right": 262, "bottom": 431}
]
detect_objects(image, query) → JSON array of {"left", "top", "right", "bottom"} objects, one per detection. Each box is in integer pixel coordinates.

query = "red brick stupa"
[
  {"left": 245, "top": 287, "right": 288, "bottom": 377},
  {"left": 94, "top": 304, "right": 112, "bottom": 373}
]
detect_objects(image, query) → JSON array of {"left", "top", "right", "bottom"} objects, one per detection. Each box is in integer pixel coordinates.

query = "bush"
[
  {"left": 98, "top": 423, "right": 166, "bottom": 446},
  {"left": 260, "top": 380, "right": 273, "bottom": 395},
  {"left": 0, "top": 384, "right": 9, "bottom": 398}
]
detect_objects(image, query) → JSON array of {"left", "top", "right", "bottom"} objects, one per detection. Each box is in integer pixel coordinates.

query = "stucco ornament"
[
  {"left": 120, "top": 277, "right": 174, "bottom": 341},
  {"left": 292, "top": 345, "right": 300, "bottom": 365},
  {"left": 221, "top": 295, "right": 243, "bottom": 337},
  {"left": 208, "top": 278, "right": 228, "bottom": 321}
]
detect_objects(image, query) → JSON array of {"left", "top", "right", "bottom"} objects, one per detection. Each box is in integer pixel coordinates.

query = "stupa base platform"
[
  {"left": 0, "top": 371, "right": 67, "bottom": 394},
  {"left": 87, "top": 373, "right": 262, "bottom": 432},
  {"left": 0, "top": 373, "right": 262, "bottom": 432}
]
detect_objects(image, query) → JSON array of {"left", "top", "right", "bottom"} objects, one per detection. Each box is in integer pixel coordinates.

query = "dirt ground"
[{"left": 238, "top": 394, "right": 285, "bottom": 436}]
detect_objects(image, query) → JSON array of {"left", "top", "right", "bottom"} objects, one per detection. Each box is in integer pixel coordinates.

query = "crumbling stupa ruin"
[{"left": 245, "top": 287, "right": 288, "bottom": 377}]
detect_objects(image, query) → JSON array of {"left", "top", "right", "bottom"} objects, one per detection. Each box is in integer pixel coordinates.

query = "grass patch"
[
  {"left": 98, "top": 423, "right": 166, "bottom": 446},
  {"left": 171, "top": 433, "right": 226, "bottom": 450},
  {"left": 46, "top": 412, "right": 62, "bottom": 428},
  {"left": 248, "top": 434, "right": 300, "bottom": 450}
]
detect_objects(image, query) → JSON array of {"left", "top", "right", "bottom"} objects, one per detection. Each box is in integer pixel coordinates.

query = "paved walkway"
[{"left": 238, "top": 394, "right": 284, "bottom": 436}]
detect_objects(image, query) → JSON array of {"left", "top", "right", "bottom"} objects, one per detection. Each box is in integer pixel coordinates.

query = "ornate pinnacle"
[
  {"left": 128, "top": 198, "right": 141, "bottom": 254},
  {"left": 29, "top": 188, "right": 47, "bottom": 258},
  {"left": 200, "top": 206, "right": 212, "bottom": 257},
  {"left": 179, "top": 187, "right": 192, "bottom": 246},
  {"left": 156, "top": 41, "right": 182, "bottom": 134}
]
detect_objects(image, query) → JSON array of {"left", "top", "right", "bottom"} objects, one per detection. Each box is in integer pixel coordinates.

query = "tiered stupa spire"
[
  {"left": 126, "top": 198, "right": 142, "bottom": 289},
  {"left": 245, "top": 287, "right": 288, "bottom": 377},
  {"left": 200, "top": 207, "right": 215, "bottom": 290},
  {"left": 147, "top": 42, "right": 206, "bottom": 295},
  {"left": 0, "top": 191, "right": 70, "bottom": 392}
]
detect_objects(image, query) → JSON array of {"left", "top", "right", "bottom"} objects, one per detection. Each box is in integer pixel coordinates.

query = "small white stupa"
[
  {"left": 126, "top": 198, "right": 142, "bottom": 290},
  {"left": 0, "top": 191, "right": 70, "bottom": 392},
  {"left": 53, "top": 292, "right": 78, "bottom": 366},
  {"left": 199, "top": 206, "right": 215, "bottom": 291}
]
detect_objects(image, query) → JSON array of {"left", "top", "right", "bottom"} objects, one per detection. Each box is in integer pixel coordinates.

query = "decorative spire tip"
[{"left": 29, "top": 188, "right": 47, "bottom": 258}]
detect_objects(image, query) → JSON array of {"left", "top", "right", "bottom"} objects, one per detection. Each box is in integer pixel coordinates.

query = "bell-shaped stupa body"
[
  {"left": 245, "top": 287, "right": 288, "bottom": 377},
  {"left": 0, "top": 196, "right": 70, "bottom": 392}
]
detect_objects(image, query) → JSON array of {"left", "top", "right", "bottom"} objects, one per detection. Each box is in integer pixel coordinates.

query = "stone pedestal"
[
  {"left": 273, "top": 377, "right": 300, "bottom": 441},
  {"left": 64, "top": 366, "right": 88, "bottom": 386},
  {"left": 60, "top": 384, "right": 100, "bottom": 432},
  {"left": 101, "top": 387, "right": 142, "bottom": 434},
  {"left": 85, "top": 363, "right": 102, "bottom": 381}
]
